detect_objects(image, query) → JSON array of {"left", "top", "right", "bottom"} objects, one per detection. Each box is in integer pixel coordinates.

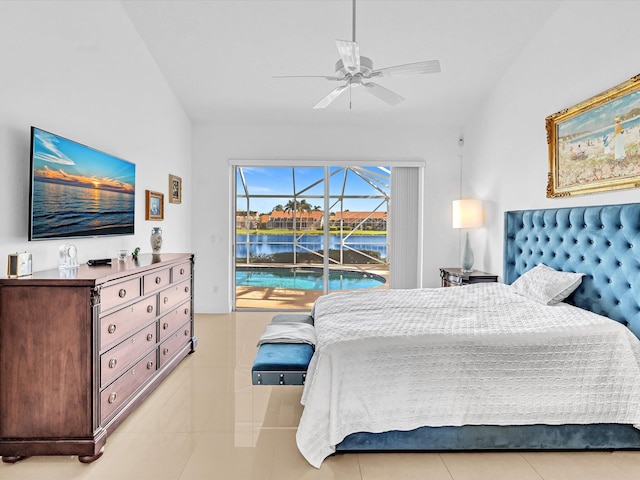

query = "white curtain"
[{"left": 389, "top": 166, "right": 423, "bottom": 289}]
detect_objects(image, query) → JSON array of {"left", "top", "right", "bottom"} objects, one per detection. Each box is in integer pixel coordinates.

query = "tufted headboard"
[{"left": 503, "top": 203, "right": 640, "bottom": 338}]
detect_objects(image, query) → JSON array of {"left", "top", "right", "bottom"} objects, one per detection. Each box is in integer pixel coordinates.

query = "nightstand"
[{"left": 439, "top": 267, "right": 498, "bottom": 287}]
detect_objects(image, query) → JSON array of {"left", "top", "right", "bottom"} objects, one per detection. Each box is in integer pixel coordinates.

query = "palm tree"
[
  {"left": 283, "top": 200, "right": 296, "bottom": 213},
  {"left": 299, "top": 199, "right": 313, "bottom": 213},
  {"left": 283, "top": 199, "right": 313, "bottom": 213}
]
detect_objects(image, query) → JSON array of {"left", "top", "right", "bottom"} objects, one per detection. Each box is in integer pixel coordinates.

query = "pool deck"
[{"left": 235, "top": 263, "right": 389, "bottom": 310}]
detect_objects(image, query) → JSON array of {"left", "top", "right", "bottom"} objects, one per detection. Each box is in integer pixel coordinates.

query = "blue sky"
[{"left": 237, "top": 166, "right": 389, "bottom": 214}]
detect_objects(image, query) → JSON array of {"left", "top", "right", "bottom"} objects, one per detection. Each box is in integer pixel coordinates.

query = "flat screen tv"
[{"left": 29, "top": 126, "right": 136, "bottom": 240}]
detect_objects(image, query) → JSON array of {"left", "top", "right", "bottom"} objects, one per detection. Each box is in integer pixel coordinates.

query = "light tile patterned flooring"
[{"left": 2, "top": 312, "right": 640, "bottom": 479}]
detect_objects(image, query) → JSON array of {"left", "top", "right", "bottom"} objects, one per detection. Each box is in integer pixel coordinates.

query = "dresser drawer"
[
  {"left": 171, "top": 262, "right": 191, "bottom": 283},
  {"left": 159, "top": 322, "right": 191, "bottom": 368},
  {"left": 100, "top": 323, "right": 157, "bottom": 388},
  {"left": 159, "top": 301, "right": 192, "bottom": 341},
  {"left": 100, "top": 296, "right": 157, "bottom": 350},
  {"left": 143, "top": 268, "right": 171, "bottom": 295},
  {"left": 101, "top": 277, "right": 141, "bottom": 312},
  {"left": 100, "top": 350, "right": 157, "bottom": 423},
  {"left": 158, "top": 280, "right": 191, "bottom": 315}
]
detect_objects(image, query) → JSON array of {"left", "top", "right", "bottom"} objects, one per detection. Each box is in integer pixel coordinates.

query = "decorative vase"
[
  {"left": 461, "top": 230, "right": 474, "bottom": 272},
  {"left": 150, "top": 227, "right": 163, "bottom": 254}
]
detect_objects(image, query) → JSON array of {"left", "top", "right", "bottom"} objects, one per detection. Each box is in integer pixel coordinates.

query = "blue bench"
[{"left": 251, "top": 314, "right": 314, "bottom": 385}]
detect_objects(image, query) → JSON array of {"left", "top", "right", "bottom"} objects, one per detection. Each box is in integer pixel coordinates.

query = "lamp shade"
[{"left": 452, "top": 199, "right": 483, "bottom": 229}]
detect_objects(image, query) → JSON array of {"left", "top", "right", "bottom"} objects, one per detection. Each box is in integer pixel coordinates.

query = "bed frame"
[{"left": 336, "top": 202, "right": 640, "bottom": 452}]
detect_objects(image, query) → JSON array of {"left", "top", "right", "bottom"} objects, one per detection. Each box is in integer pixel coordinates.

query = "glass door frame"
[{"left": 230, "top": 158, "right": 424, "bottom": 311}]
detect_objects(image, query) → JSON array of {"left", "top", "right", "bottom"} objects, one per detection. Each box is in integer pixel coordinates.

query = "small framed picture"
[
  {"left": 169, "top": 174, "right": 182, "bottom": 204},
  {"left": 145, "top": 190, "right": 164, "bottom": 220}
]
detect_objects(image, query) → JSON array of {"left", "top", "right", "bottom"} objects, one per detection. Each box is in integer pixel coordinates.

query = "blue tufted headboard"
[{"left": 503, "top": 203, "right": 640, "bottom": 338}]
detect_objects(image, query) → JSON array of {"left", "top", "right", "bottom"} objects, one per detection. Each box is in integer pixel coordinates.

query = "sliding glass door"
[{"left": 234, "top": 165, "right": 391, "bottom": 310}]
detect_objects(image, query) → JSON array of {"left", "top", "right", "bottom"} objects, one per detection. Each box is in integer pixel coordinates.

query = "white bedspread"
[{"left": 296, "top": 283, "right": 640, "bottom": 467}]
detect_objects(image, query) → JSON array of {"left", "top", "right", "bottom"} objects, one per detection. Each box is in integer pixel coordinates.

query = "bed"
[{"left": 295, "top": 202, "right": 640, "bottom": 467}]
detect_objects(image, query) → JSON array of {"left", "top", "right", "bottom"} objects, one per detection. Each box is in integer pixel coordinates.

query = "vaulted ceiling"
[{"left": 121, "top": 0, "right": 560, "bottom": 129}]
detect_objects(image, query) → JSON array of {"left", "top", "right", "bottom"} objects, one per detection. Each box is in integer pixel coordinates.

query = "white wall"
[
  {"left": 0, "top": 1, "right": 192, "bottom": 271},
  {"left": 192, "top": 122, "right": 462, "bottom": 313},
  {"left": 462, "top": 0, "right": 640, "bottom": 280}
]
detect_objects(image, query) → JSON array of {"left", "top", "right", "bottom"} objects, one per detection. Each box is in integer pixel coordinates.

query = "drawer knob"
[
  {"left": 163, "top": 348, "right": 169, "bottom": 355},
  {"left": 184, "top": 329, "right": 189, "bottom": 336},
  {"left": 118, "top": 288, "right": 126, "bottom": 298},
  {"left": 147, "top": 305, "right": 154, "bottom": 313},
  {"left": 180, "top": 268, "right": 185, "bottom": 275},
  {"left": 108, "top": 324, "right": 117, "bottom": 334},
  {"left": 163, "top": 322, "right": 169, "bottom": 330},
  {"left": 147, "top": 333, "right": 154, "bottom": 342},
  {"left": 184, "top": 308, "right": 189, "bottom": 315},
  {"left": 147, "top": 361, "right": 154, "bottom": 369},
  {"left": 108, "top": 358, "right": 117, "bottom": 369},
  {"left": 108, "top": 392, "right": 117, "bottom": 404},
  {"left": 184, "top": 286, "right": 189, "bottom": 293},
  {"left": 155, "top": 276, "right": 162, "bottom": 284},
  {"left": 164, "top": 297, "right": 169, "bottom": 304}
]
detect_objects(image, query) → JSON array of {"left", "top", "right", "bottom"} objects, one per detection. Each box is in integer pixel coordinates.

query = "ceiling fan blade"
[
  {"left": 362, "top": 82, "right": 404, "bottom": 106},
  {"left": 370, "top": 59, "right": 441, "bottom": 78},
  {"left": 313, "top": 84, "right": 349, "bottom": 109},
  {"left": 273, "top": 75, "right": 343, "bottom": 81},
  {"left": 335, "top": 40, "right": 360, "bottom": 72}
]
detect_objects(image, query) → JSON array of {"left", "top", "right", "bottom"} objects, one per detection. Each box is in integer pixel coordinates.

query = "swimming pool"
[{"left": 236, "top": 267, "right": 386, "bottom": 291}]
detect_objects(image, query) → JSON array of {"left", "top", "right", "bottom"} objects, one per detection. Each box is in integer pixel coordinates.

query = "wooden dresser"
[{"left": 0, "top": 253, "right": 195, "bottom": 463}]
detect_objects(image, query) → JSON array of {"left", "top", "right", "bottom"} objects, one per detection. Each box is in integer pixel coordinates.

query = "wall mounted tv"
[{"left": 29, "top": 126, "right": 136, "bottom": 241}]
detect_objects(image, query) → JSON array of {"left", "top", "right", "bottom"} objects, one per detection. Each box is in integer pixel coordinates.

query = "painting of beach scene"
[
  {"left": 547, "top": 74, "right": 640, "bottom": 197},
  {"left": 29, "top": 127, "right": 135, "bottom": 240}
]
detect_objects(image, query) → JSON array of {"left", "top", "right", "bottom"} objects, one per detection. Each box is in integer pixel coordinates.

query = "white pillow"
[{"left": 511, "top": 263, "right": 584, "bottom": 306}]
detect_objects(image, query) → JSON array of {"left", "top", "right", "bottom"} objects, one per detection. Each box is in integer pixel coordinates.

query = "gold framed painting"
[
  {"left": 169, "top": 174, "right": 182, "bottom": 204},
  {"left": 145, "top": 190, "right": 164, "bottom": 220},
  {"left": 546, "top": 73, "right": 640, "bottom": 198}
]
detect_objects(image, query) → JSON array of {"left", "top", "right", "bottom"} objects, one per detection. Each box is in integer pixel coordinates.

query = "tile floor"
[{"left": 2, "top": 312, "right": 640, "bottom": 479}]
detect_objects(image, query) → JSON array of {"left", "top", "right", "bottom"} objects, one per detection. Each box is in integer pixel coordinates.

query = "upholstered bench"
[{"left": 252, "top": 314, "right": 314, "bottom": 385}]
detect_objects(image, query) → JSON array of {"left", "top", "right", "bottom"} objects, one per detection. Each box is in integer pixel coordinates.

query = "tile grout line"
[
  {"left": 356, "top": 453, "right": 364, "bottom": 479},
  {"left": 438, "top": 453, "right": 456, "bottom": 480},
  {"left": 520, "top": 452, "right": 545, "bottom": 480}
]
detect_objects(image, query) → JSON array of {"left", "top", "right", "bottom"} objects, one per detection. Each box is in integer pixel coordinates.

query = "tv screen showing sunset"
[{"left": 29, "top": 127, "right": 135, "bottom": 240}]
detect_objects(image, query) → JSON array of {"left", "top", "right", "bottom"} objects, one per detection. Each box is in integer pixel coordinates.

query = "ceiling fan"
[{"left": 274, "top": 0, "right": 441, "bottom": 109}]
